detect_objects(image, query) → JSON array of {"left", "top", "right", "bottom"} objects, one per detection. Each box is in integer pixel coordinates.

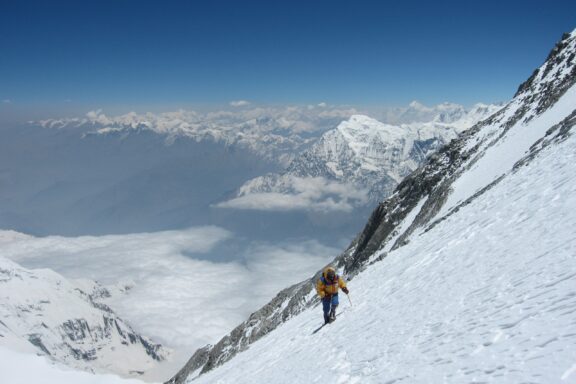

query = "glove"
[{"left": 342, "top": 287, "right": 349, "bottom": 294}]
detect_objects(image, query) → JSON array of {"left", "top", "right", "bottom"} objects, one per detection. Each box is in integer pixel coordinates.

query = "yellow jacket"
[{"left": 316, "top": 267, "right": 347, "bottom": 298}]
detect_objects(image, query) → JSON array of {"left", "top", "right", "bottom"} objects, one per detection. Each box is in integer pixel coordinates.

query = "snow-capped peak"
[
  {"left": 339, "top": 114, "right": 396, "bottom": 131},
  {"left": 223, "top": 104, "right": 500, "bottom": 210},
  {"left": 338, "top": 115, "right": 406, "bottom": 142}
]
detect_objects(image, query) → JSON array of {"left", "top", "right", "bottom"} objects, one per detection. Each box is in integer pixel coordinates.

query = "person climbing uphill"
[{"left": 316, "top": 266, "right": 349, "bottom": 324}]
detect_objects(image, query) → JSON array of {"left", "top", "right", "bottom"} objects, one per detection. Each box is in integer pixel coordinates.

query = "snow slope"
[
  {"left": 0, "top": 256, "right": 167, "bottom": 379},
  {"left": 190, "top": 124, "right": 576, "bottom": 383}
]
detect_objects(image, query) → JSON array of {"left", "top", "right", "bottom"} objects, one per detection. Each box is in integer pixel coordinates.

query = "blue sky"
[{"left": 1, "top": 0, "right": 575, "bottom": 116}]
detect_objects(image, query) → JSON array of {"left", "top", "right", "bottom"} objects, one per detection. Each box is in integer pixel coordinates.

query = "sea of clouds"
[{"left": 0, "top": 228, "right": 338, "bottom": 373}]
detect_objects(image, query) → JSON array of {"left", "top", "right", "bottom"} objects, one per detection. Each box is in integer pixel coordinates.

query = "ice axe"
[{"left": 346, "top": 292, "right": 352, "bottom": 307}]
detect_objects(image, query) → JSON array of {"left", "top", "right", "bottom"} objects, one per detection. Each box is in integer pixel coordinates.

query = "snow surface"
[
  {"left": 0, "top": 347, "right": 151, "bottom": 384},
  {"left": 440, "top": 78, "right": 576, "bottom": 218},
  {"left": 378, "top": 195, "right": 428, "bottom": 256},
  {"left": 190, "top": 110, "right": 576, "bottom": 383}
]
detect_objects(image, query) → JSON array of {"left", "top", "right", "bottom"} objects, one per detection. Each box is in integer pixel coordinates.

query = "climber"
[{"left": 316, "top": 266, "right": 349, "bottom": 324}]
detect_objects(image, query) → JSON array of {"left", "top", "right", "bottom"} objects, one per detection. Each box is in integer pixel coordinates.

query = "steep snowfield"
[
  {"left": 0, "top": 256, "right": 166, "bottom": 379},
  {"left": 190, "top": 105, "right": 576, "bottom": 384},
  {"left": 439, "top": 76, "right": 576, "bottom": 219}
]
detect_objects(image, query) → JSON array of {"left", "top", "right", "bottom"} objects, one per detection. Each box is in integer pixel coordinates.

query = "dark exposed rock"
[
  {"left": 69, "top": 345, "right": 97, "bottom": 361},
  {"left": 54, "top": 315, "right": 165, "bottom": 363},
  {"left": 62, "top": 319, "right": 91, "bottom": 341},
  {"left": 28, "top": 334, "right": 52, "bottom": 356}
]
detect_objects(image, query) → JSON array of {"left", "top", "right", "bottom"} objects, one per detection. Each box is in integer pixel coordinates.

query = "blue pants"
[{"left": 322, "top": 294, "right": 339, "bottom": 322}]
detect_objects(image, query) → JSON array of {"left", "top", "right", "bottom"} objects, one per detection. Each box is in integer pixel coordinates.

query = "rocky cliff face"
[
  {"left": 167, "top": 30, "right": 576, "bottom": 383},
  {"left": 0, "top": 256, "right": 167, "bottom": 378}
]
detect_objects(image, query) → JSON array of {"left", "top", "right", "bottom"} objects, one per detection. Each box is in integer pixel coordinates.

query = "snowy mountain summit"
[
  {"left": 169, "top": 29, "right": 576, "bottom": 383},
  {"left": 223, "top": 103, "right": 501, "bottom": 210},
  {"left": 0, "top": 256, "right": 167, "bottom": 378},
  {"left": 290, "top": 115, "right": 422, "bottom": 189}
]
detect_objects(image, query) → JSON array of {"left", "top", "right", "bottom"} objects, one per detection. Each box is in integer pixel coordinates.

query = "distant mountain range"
[
  {"left": 36, "top": 104, "right": 360, "bottom": 166},
  {"left": 0, "top": 101, "right": 499, "bottom": 238}
]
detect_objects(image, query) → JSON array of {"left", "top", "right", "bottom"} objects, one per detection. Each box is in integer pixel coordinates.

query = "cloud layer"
[
  {"left": 0, "top": 228, "right": 337, "bottom": 372},
  {"left": 216, "top": 176, "right": 369, "bottom": 212}
]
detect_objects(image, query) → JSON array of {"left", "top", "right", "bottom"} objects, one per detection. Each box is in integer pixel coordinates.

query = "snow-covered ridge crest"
[
  {"left": 169, "top": 30, "right": 576, "bottom": 383},
  {"left": 0, "top": 256, "right": 168, "bottom": 378}
]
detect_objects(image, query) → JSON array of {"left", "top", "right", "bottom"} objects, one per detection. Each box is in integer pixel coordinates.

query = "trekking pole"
[{"left": 346, "top": 293, "right": 352, "bottom": 307}]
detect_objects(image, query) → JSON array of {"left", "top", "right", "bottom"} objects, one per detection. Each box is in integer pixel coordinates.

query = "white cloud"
[
  {"left": 229, "top": 100, "right": 251, "bottom": 107},
  {"left": 2, "top": 99, "right": 12, "bottom": 104},
  {"left": 243, "top": 240, "right": 339, "bottom": 295},
  {"left": 85, "top": 109, "right": 115, "bottom": 126},
  {"left": 216, "top": 176, "right": 369, "bottom": 213},
  {"left": 0, "top": 228, "right": 337, "bottom": 372}
]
